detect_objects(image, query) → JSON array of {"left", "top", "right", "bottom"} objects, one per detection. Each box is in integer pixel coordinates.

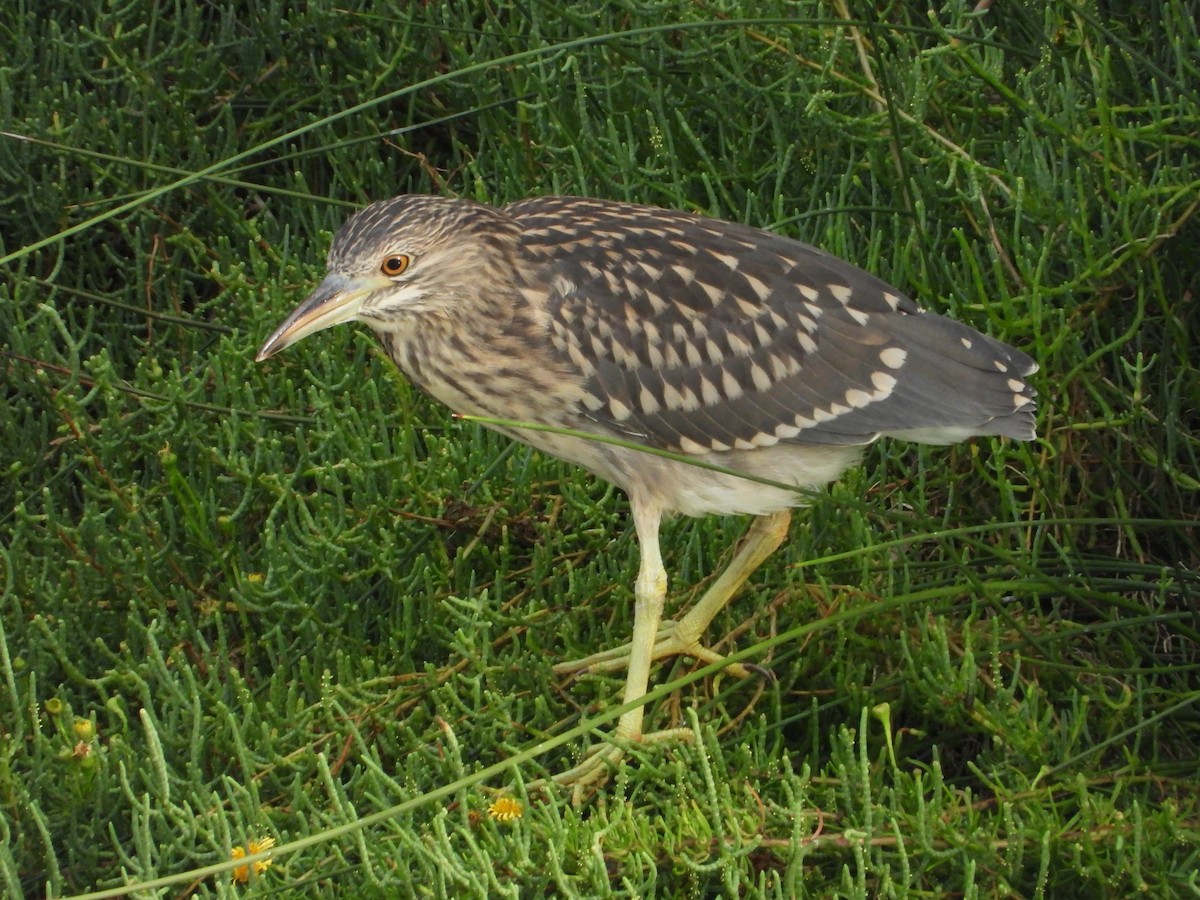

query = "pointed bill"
[{"left": 256, "top": 273, "right": 376, "bottom": 361}]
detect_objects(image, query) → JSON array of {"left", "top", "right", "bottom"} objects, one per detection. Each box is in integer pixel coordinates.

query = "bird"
[{"left": 257, "top": 194, "right": 1037, "bottom": 793}]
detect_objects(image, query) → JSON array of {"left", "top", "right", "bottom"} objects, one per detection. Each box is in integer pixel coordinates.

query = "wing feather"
[{"left": 509, "top": 197, "right": 1037, "bottom": 452}]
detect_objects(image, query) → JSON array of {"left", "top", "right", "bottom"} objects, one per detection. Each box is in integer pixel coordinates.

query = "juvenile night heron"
[{"left": 258, "top": 195, "right": 1037, "bottom": 790}]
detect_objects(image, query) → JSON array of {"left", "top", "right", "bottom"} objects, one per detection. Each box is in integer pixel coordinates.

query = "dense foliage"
[{"left": 1, "top": 2, "right": 1197, "bottom": 896}]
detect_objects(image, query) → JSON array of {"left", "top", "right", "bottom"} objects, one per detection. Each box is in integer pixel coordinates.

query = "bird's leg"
[
  {"left": 613, "top": 499, "right": 667, "bottom": 744},
  {"left": 547, "top": 498, "right": 692, "bottom": 798},
  {"left": 661, "top": 509, "right": 791, "bottom": 675},
  {"left": 553, "top": 510, "right": 792, "bottom": 679}
]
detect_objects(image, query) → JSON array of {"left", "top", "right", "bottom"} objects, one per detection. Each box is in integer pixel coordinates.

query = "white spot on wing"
[
  {"left": 774, "top": 422, "right": 801, "bottom": 439},
  {"left": 566, "top": 342, "right": 597, "bottom": 377},
  {"left": 743, "top": 272, "right": 772, "bottom": 301},
  {"left": 960, "top": 336, "right": 973, "bottom": 350},
  {"left": 871, "top": 371, "right": 897, "bottom": 393},
  {"left": 642, "top": 287, "right": 667, "bottom": 314},
  {"left": 638, "top": 385, "right": 660, "bottom": 414},
  {"left": 846, "top": 306, "right": 870, "bottom": 326},
  {"left": 726, "top": 331, "right": 752, "bottom": 357},
  {"left": 812, "top": 401, "right": 850, "bottom": 424},
  {"left": 710, "top": 251, "right": 740, "bottom": 270},
  {"left": 608, "top": 397, "right": 633, "bottom": 421},
  {"left": 733, "top": 295, "right": 758, "bottom": 317},
  {"left": 750, "top": 364, "right": 773, "bottom": 392},
  {"left": 829, "top": 284, "right": 853, "bottom": 305},
  {"left": 768, "top": 355, "right": 790, "bottom": 381},
  {"left": 879, "top": 347, "right": 907, "bottom": 369},
  {"left": 677, "top": 385, "right": 701, "bottom": 411},
  {"left": 589, "top": 334, "right": 608, "bottom": 361},
  {"left": 845, "top": 388, "right": 872, "bottom": 408},
  {"left": 697, "top": 281, "right": 725, "bottom": 304},
  {"left": 663, "top": 381, "right": 700, "bottom": 412},
  {"left": 611, "top": 341, "right": 636, "bottom": 369}
]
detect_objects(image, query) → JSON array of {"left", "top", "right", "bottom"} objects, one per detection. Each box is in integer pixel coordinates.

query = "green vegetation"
[{"left": 2, "top": 1, "right": 1197, "bottom": 896}]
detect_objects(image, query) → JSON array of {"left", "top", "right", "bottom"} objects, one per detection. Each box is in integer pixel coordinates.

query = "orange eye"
[{"left": 381, "top": 255, "right": 410, "bottom": 277}]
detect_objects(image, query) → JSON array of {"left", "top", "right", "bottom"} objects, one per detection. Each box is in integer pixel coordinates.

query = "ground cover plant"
[{"left": 1, "top": 1, "right": 1197, "bottom": 896}]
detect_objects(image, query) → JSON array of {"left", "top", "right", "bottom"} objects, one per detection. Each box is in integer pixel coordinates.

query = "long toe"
[
  {"left": 553, "top": 621, "right": 758, "bottom": 679},
  {"left": 532, "top": 725, "right": 697, "bottom": 804}
]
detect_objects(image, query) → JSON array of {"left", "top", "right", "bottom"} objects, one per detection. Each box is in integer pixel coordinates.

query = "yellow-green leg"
[
  {"left": 553, "top": 510, "right": 792, "bottom": 680},
  {"left": 545, "top": 497, "right": 690, "bottom": 798},
  {"left": 545, "top": 509, "right": 792, "bottom": 798}
]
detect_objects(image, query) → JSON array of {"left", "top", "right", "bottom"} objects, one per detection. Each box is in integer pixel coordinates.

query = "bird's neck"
[{"left": 373, "top": 291, "right": 585, "bottom": 423}]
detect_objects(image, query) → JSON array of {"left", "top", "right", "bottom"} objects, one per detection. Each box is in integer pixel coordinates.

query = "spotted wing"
[{"left": 508, "top": 197, "right": 1037, "bottom": 455}]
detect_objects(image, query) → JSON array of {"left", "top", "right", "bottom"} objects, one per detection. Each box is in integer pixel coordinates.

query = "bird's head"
[{"left": 256, "top": 195, "right": 519, "bottom": 361}]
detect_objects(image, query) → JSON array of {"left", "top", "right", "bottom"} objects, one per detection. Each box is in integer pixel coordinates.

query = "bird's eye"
[{"left": 381, "top": 255, "right": 410, "bottom": 277}]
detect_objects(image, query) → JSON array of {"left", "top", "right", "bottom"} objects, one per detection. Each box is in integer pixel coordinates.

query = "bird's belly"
[{"left": 491, "top": 423, "right": 863, "bottom": 517}]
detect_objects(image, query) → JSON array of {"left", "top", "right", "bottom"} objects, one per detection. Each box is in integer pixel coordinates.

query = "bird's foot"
[
  {"left": 533, "top": 726, "right": 695, "bottom": 804},
  {"left": 552, "top": 620, "right": 760, "bottom": 680}
]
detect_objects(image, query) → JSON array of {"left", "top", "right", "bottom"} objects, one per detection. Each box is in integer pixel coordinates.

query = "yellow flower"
[
  {"left": 487, "top": 796, "right": 523, "bottom": 823},
  {"left": 230, "top": 836, "right": 276, "bottom": 883}
]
